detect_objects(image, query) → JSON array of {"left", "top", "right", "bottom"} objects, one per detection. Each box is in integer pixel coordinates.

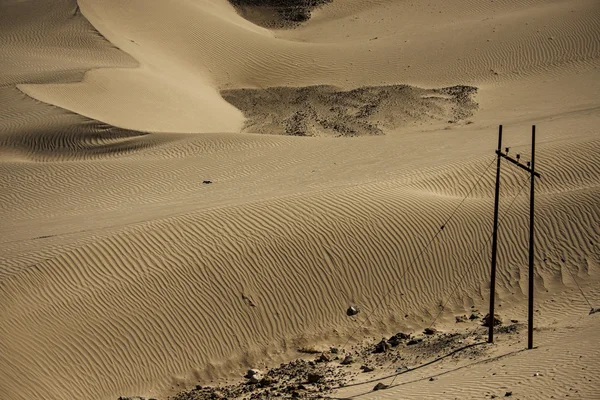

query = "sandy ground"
[{"left": 1, "top": 1, "right": 599, "bottom": 399}]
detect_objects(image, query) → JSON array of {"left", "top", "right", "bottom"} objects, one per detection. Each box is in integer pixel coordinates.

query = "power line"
[
  {"left": 427, "top": 173, "right": 532, "bottom": 330},
  {"left": 340, "top": 156, "right": 497, "bottom": 351},
  {"left": 383, "top": 174, "right": 534, "bottom": 387}
]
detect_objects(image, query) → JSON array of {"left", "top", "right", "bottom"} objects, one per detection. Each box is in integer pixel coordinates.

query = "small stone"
[
  {"left": 469, "top": 313, "right": 480, "bottom": 320},
  {"left": 424, "top": 327, "right": 437, "bottom": 335},
  {"left": 407, "top": 338, "right": 422, "bottom": 346},
  {"left": 361, "top": 365, "right": 375, "bottom": 372},
  {"left": 307, "top": 373, "right": 323, "bottom": 384},
  {"left": 341, "top": 354, "right": 354, "bottom": 365},
  {"left": 505, "top": 391, "right": 513, "bottom": 397},
  {"left": 347, "top": 306, "right": 360, "bottom": 316},
  {"left": 429, "top": 377, "right": 435, "bottom": 381},
  {"left": 202, "top": 180, "right": 212, "bottom": 184},
  {"left": 373, "top": 382, "right": 389, "bottom": 391},
  {"left": 511, "top": 319, "right": 519, "bottom": 323},
  {"left": 318, "top": 353, "right": 331, "bottom": 363},
  {"left": 260, "top": 376, "right": 273, "bottom": 386},
  {"left": 195, "top": 385, "right": 202, "bottom": 390},
  {"left": 330, "top": 347, "right": 339, "bottom": 354},
  {"left": 456, "top": 315, "right": 468, "bottom": 323},
  {"left": 374, "top": 339, "right": 391, "bottom": 353},
  {"left": 245, "top": 368, "right": 263, "bottom": 384},
  {"left": 482, "top": 313, "right": 502, "bottom": 327}
]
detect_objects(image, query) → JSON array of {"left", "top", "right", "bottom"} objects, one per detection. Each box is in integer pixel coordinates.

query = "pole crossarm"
[{"left": 495, "top": 150, "right": 541, "bottom": 177}]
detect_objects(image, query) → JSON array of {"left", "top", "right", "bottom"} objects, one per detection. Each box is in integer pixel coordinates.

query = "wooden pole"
[
  {"left": 528, "top": 125, "right": 536, "bottom": 349},
  {"left": 489, "top": 125, "right": 503, "bottom": 343}
]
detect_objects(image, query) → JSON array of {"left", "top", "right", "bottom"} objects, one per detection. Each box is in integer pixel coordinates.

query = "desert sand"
[{"left": 1, "top": 0, "right": 599, "bottom": 399}]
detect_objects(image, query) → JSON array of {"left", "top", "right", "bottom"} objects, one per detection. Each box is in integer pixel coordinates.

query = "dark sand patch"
[
  {"left": 222, "top": 84, "right": 478, "bottom": 137},
  {"left": 228, "top": 0, "right": 332, "bottom": 29}
]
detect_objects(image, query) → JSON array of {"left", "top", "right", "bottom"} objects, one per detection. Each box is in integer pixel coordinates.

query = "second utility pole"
[{"left": 488, "top": 125, "right": 503, "bottom": 344}]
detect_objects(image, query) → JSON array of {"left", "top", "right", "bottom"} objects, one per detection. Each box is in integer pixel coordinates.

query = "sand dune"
[{"left": 1, "top": 0, "right": 599, "bottom": 399}]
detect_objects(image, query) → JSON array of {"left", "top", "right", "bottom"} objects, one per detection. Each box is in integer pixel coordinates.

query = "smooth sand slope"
[{"left": 1, "top": 1, "right": 599, "bottom": 399}]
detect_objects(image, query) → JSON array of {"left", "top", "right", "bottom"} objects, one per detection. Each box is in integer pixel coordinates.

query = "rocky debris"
[
  {"left": 469, "top": 313, "right": 481, "bottom": 320},
  {"left": 330, "top": 347, "right": 339, "bottom": 354},
  {"left": 118, "top": 397, "right": 153, "bottom": 400},
  {"left": 482, "top": 313, "right": 502, "bottom": 327},
  {"left": 374, "top": 338, "right": 391, "bottom": 353},
  {"left": 340, "top": 354, "right": 354, "bottom": 365},
  {"left": 222, "top": 84, "right": 479, "bottom": 137},
  {"left": 496, "top": 324, "right": 518, "bottom": 334},
  {"left": 456, "top": 315, "right": 468, "bottom": 323},
  {"left": 589, "top": 307, "right": 600, "bottom": 315},
  {"left": 170, "top": 319, "right": 526, "bottom": 400},
  {"left": 202, "top": 180, "right": 212, "bottom": 184},
  {"left": 373, "top": 382, "right": 389, "bottom": 391},
  {"left": 429, "top": 377, "right": 436, "bottom": 381},
  {"left": 387, "top": 332, "right": 411, "bottom": 347},
  {"left": 423, "top": 327, "right": 437, "bottom": 335},
  {"left": 346, "top": 305, "right": 360, "bottom": 316},
  {"left": 505, "top": 391, "right": 513, "bottom": 397},
  {"left": 172, "top": 358, "right": 347, "bottom": 400}
]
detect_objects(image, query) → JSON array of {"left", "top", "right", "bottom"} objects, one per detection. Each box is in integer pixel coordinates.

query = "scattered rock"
[
  {"left": 259, "top": 376, "right": 273, "bottom": 386},
  {"left": 360, "top": 365, "right": 375, "bottom": 373},
  {"left": 373, "top": 382, "right": 389, "bottom": 391},
  {"left": 511, "top": 319, "right": 519, "bottom": 324},
  {"left": 346, "top": 306, "right": 360, "bottom": 316},
  {"left": 589, "top": 307, "right": 600, "bottom": 315},
  {"left": 505, "top": 391, "right": 513, "bottom": 397},
  {"left": 330, "top": 347, "right": 339, "bottom": 354},
  {"left": 374, "top": 339, "right": 391, "bottom": 353},
  {"left": 307, "top": 373, "right": 323, "bottom": 384},
  {"left": 245, "top": 368, "right": 263, "bottom": 384},
  {"left": 429, "top": 377, "right": 436, "bottom": 381},
  {"left": 482, "top": 313, "right": 502, "bottom": 327},
  {"left": 424, "top": 327, "right": 437, "bottom": 335},
  {"left": 341, "top": 354, "right": 354, "bottom": 365},
  {"left": 388, "top": 336, "right": 401, "bottom": 347},
  {"left": 407, "top": 338, "right": 423, "bottom": 346},
  {"left": 318, "top": 353, "right": 331, "bottom": 363},
  {"left": 388, "top": 332, "right": 410, "bottom": 347},
  {"left": 469, "top": 313, "right": 481, "bottom": 320},
  {"left": 456, "top": 315, "right": 468, "bottom": 323},
  {"left": 202, "top": 180, "right": 212, "bottom": 184}
]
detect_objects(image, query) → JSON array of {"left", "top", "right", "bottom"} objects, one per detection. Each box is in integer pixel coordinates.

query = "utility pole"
[
  {"left": 527, "top": 125, "right": 536, "bottom": 349},
  {"left": 491, "top": 125, "right": 540, "bottom": 348},
  {"left": 488, "top": 125, "right": 503, "bottom": 344}
]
